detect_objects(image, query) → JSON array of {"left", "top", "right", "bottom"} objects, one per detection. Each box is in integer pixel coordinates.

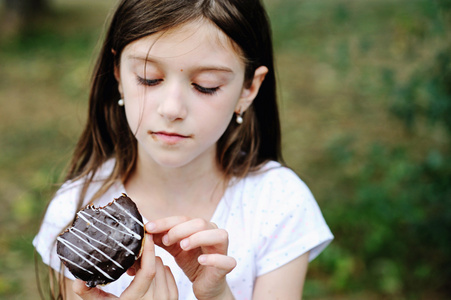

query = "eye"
[
  {"left": 192, "top": 83, "right": 220, "bottom": 95},
  {"left": 136, "top": 76, "right": 162, "bottom": 86}
]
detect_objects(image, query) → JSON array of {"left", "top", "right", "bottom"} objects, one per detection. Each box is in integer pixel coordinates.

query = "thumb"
[{"left": 72, "top": 279, "right": 117, "bottom": 299}]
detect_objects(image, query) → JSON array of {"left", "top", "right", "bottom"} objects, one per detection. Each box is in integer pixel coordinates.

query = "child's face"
[{"left": 115, "top": 20, "right": 256, "bottom": 169}]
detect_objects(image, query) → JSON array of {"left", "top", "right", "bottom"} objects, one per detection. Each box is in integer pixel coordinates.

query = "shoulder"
[
  {"left": 249, "top": 161, "right": 306, "bottom": 185},
  {"left": 37, "top": 158, "right": 117, "bottom": 229},
  {"left": 228, "top": 160, "right": 320, "bottom": 238},
  {"left": 33, "top": 159, "right": 120, "bottom": 270},
  {"left": 236, "top": 161, "right": 333, "bottom": 265},
  {"left": 58, "top": 158, "right": 116, "bottom": 199},
  {"left": 241, "top": 161, "right": 314, "bottom": 204}
]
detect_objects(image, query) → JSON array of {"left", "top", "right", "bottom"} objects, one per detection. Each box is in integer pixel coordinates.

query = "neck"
[{"left": 124, "top": 150, "right": 227, "bottom": 214}]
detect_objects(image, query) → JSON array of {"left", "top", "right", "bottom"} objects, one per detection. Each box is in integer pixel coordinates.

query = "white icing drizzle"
[
  {"left": 68, "top": 229, "right": 124, "bottom": 269},
  {"left": 70, "top": 227, "right": 112, "bottom": 249},
  {"left": 76, "top": 212, "right": 135, "bottom": 256},
  {"left": 57, "top": 237, "right": 101, "bottom": 263},
  {"left": 110, "top": 201, "right": 144, "bottom": 227},
  {"left": 58, "top": 255, "right": 94, "bottom": 274},
  {"left": 57, "top": 237, "right": 114, "bottom": 281},
  {"left": 79, "top": 211, "right": 138, "bottom": 239},
  {"left": 100, "top": 209, "right": 141, "bottom": 239}
]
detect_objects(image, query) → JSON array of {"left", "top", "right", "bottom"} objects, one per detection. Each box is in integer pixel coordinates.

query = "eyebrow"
[
  {"left": 127, "top": 55, "right": 157, "bottom": 63},
  {"left": 127, "top": 55, "right": 234, "bottom": 74},
  {"left": 194, "top": 66, "right": 234, "bottom": 73}
]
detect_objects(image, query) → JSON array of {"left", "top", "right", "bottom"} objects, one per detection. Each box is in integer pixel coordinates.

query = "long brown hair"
[{"left": 41, "top": 0, "right": 281, "bottom": 298}]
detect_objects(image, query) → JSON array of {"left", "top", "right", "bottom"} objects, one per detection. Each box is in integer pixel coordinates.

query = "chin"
[{"left": 141, "top": 147, "right": 215, "bottom": 170}]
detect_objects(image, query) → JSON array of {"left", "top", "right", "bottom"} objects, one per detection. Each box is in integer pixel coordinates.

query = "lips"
[{"left": 149, "top": 130, "right": 191, "bottom": 145}]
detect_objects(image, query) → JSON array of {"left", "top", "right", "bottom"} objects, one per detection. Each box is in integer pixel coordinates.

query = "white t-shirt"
[{"left": 33, "top": 159, "right": 333, "bottom": 299}]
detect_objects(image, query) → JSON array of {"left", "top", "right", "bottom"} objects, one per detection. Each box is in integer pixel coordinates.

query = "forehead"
[{"left": 122, "top": 20, "right": 244, "bottom": 69}]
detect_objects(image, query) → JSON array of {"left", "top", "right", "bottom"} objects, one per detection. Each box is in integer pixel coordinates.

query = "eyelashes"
[
  {"left": 136, "top": 76, "right": 220, "bottom": 95},
  {"left": 191, "top": 83, "right": 220, "bottom": 95},
  {"left": 136, "top": 77, "right": 162, "bottom": 87}
]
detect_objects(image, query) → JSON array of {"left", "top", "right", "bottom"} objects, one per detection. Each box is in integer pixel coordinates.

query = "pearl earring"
[
  {"left": 236, "top": 112, "right": 243, "bottom": 124},
  {"left": 118, "top": 99, "right": 124, "bottom": 106}
]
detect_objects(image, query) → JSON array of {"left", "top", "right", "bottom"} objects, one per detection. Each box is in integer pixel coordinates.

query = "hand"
[
  {"left": 72, "top": 234, "right": 178, "bottom": 300},
  {"left": 146, "top": 217, "right": 237, "bottom": 300}
]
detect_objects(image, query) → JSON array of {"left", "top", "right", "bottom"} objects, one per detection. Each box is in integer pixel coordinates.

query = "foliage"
[
  {"left": 308, "top": 6, "right": 451, "bottom": 298},
  {"left": 323, "top": 140, "right": 451, "bottom": 297},
  {"left": 265, "top": 0, "right": 451, "bottom": 298}
]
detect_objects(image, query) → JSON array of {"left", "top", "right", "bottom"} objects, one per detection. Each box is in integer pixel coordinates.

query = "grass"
[{"left": 0, "top": 0, "right": 450, "bottom": 298}]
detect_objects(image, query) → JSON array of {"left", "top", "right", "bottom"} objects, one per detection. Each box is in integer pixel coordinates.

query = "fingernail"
[
  {"left": 180, "top": 239, "right": 189, "bottom": 249},
  {"left": 146, "top": 222, "right": 156, "bottom": 232},
  {"left": 162, "top": 234, "right": 169, "bottom": 245},
  {"left": 198, "top": 255, "right": 207, "bottom": 264}
]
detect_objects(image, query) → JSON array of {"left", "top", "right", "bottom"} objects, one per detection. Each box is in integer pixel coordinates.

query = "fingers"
[
  {"left": 121, "top": 234, "right": 156, "bottom": 298},
  {"left": 126, "top": 260, "right": 138, "bottom": 277},
  {"left": 154, "top": 257, "right": 168, "bottom": 295},
  {"left": 148, "top": 218, "right": 218, "bottom": 247},
  {"left": 146, "top": 216, "right": 191, "bottom": 233},
  {"left": 164, "top": 265, "right": 178, "bottom": 299},
  {"left": 74, "top": 234, "right": 178, "bottom": 300},
  {"left": 180, "top": 229, "right": 229, "bottom": 254},
  {"left": 73, "top": 279, "right": 116, "bottom": 299},
  {"left": 198, "top": 253, "right": 237, "bottom": 276},
  {"left": 153, "top": 257, "right": 179, "bottom": 299}
]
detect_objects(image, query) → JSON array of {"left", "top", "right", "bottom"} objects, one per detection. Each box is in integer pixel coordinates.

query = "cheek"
[
  {"left": 123, "top": 99, "right": 147, "bottom": 135},
  {"left": 124, "top": 106, "right": 139, "bottom": 134},
  {"left": 121, "top": 78, "right": 152, "bottom": 135},
  {"left": 196, "top": 97, "right": 237, "bottom": 140},
  {"left": 204, "top": 111, "right": 233, "bottom": 136}
]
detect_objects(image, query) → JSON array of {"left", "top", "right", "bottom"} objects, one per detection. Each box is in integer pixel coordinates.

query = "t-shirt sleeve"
[
  {"left": 33, "top": 182, "right": 81, "bottom": 280},
  {"left": 253, "top": 167, "right": 333, "bottom": 276}
]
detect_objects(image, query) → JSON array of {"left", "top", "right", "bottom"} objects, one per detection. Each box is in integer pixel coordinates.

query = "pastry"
[{"left": 56, "top": 194, "right": 145, "bottom": 287}]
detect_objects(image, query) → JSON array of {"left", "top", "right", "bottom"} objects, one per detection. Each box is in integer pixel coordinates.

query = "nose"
[{"left": 157, "top": 82, "right": 188, "bottom": 122}]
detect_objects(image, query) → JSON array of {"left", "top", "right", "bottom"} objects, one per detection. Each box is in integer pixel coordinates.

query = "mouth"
[{"left": 148, "top": 131, "right": 191, "bottom": 145}]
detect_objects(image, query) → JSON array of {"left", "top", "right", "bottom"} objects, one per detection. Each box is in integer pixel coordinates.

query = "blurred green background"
[{"left": 1, "top": 0, "right": 450, "bottom": 299}]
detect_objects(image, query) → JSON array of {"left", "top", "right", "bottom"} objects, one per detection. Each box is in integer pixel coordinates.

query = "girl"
[{"left": 34, "top": 0, "right": 333, "bottom": 299}]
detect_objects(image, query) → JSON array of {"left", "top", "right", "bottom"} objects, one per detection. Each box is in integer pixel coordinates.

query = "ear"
[
  {"left": 112, "top": 49, "right": 123, "bottom": 95},
  {"left": 235, "top": 66, "right": 268, "bottom": 113}
]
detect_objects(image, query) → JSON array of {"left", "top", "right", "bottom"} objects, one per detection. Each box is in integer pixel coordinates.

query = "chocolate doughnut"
[{"left": 56, "top": 194, "right": 145, "bottom": 287}]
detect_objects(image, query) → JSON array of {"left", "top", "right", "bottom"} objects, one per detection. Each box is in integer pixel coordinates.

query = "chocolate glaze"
[{"left": 56, "top": 194, "right": 144, "bottom": 287}]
